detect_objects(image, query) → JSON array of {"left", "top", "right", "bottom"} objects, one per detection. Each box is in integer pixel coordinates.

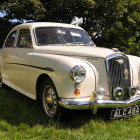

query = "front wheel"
[{"left": 39, "top": 79, "right": 62, "bottom": 118}]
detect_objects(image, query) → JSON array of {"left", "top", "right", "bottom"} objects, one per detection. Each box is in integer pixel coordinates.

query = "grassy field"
[{"left": 0, "top": 86, "right": 140, "bottom": 140}]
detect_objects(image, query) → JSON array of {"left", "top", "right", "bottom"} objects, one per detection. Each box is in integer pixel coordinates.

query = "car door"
[
  {"left": 2, "top": 27, "right": 33, "bottom": 96},
  {"left": 2, "top": 29, "right": 18, "bottom": 85}
]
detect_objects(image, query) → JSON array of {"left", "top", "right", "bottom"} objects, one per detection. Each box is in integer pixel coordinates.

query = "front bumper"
[{"left": 59, "top": 94, "right": 140, "bottom": 114}]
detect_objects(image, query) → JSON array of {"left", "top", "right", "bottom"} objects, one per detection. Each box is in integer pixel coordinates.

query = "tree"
[
  {"left": 0, "top": 18, "right": 18, "bottom": 46},
  {"left": 0, "top": 0, "right": 140, "bottom": 56},
  {"left": 86, "top": 0, "right": 140, "bottom": 56}
]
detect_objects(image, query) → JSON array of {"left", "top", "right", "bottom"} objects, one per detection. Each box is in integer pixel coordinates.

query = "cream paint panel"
[
  {"left": 80, "top": 58, "right": 99, "bottom": 89},
  {"left": 27, "top": 53, "right": 96, "bottom": 99},
  {"left": 1, "top": 48, "right": 10, "bottom": 83},
  {"left": 127, "top": 55, "right": 140, "bottom": 86},
  {"left": 85, "top": 58, "right": 110, "bottom": 95},
  {"left": 1, "top": 48, "right": 106, "bottom": 100},
  {"left": 34, "top": 46, "right": 115, "bottom": 59},
  {"left": 15, "top": 22, "right": 83, "bottom": 31},
  {"left": 7, "top": 48, "right": 29, "bottom": 90},
  {"left": 3, "top": 78, "right": 35, "bottom": 99},
  {"left": 2, "top": 48, "right": 35, "bottom": 99}
]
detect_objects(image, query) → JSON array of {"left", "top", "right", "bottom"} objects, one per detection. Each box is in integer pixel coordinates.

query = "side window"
[
  {"left": 5, "top": 30, "right": 17, "bottom": 47},
  {"left": 17, "top": 29, "right": 32, "bottom": 48}
]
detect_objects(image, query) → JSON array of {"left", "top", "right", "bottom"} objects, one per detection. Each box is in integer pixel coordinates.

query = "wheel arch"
[{"left": 36, "top": 73, "right": 56, "bottom": 101}]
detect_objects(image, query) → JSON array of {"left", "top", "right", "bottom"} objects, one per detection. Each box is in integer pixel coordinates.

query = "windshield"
[{"left": 35, "top": 27, "right": 94, "bottom": 46}]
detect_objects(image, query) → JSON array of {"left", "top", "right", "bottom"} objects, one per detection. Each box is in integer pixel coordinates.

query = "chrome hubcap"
[{"left": 43, "top": 85, "right": 57, "bottom": 117}]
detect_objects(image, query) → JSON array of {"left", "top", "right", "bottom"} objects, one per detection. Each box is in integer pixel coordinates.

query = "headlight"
[{"left": 70, "top": 65, "right": 86, "bottom": 83}]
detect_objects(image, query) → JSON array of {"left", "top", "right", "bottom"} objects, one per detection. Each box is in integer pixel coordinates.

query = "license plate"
[{"left": 110, "top": 105, "right": 140, "bottom": 119}]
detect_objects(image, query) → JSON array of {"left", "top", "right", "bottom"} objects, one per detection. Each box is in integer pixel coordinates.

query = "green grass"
[{"left": 0, "top": 86, "right": 140, "bottom": 140}]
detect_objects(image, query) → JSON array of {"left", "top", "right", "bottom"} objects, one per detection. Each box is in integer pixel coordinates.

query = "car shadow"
[{"left": 0, "top": 86, "right": 111, "bottom": 129}]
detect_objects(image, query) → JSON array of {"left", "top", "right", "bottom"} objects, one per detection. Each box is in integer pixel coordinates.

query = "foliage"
[
  {"left": 0, "top": 87, "right": 140, "bottom": 139},
  {"left": 0, "top": 0, "right": 45, "bottom": 21},
  {"left": 0, "top": 0, "right": 140, "bottom": 55},
  {"left": 89, "top": 0, "right": 140, "bottom": 56},
  {"left": 0, "top": 18, "right": 17, "bottom": 47}
]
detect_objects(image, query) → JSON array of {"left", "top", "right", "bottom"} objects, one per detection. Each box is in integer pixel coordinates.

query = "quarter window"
[
  {"left": 17, "top": 29, "right": 32, "bottom": 48},
  {"left": 5, "top": 30, "right": 17, "bottom": 47}
]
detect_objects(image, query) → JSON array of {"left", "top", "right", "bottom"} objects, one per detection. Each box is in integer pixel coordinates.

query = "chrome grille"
[{"left": 106, "top": 53, "right": 131, "bottom": 100}]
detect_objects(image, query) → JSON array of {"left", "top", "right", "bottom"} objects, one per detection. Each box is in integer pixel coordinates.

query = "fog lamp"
[
  {"left": 96, "top": 88, "right": 105, "bottom": 100},
  {"left": 113, "top": 87, "right": 124, "bottom": 100},
  {"left": 129, "top": 86, "right": 136, "bottom": 97}
]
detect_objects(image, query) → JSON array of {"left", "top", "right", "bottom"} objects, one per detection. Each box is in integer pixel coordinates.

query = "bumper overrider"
[{"left": 59, "top": 93, "right": 140, "bottom": 114}]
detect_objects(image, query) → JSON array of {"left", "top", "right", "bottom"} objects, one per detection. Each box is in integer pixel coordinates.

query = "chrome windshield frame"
[{"left": 34, "top": 26, "right": 94, "bottom": 46}]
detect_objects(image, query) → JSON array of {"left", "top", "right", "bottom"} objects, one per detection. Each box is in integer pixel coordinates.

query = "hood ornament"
[{"left": 112, "top": 48, "right": 119, "bottom": 52}]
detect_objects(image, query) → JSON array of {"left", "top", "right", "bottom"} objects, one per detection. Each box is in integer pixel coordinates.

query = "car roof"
[{"left": 14, "top": 22, "right": 83, "bottom": 30}]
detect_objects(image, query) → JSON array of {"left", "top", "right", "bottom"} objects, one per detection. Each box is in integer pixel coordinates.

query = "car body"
[{"left": 1, "top": 22, "right": 140, "bottom": 119}]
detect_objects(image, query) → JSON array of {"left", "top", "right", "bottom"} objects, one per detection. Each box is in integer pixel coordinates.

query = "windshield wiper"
[
  {"left": 76, "top": 42, "right": 95, "bottom": 46},
  {"left": 76, "top": 42, "right": 86, "bottom": 45}
]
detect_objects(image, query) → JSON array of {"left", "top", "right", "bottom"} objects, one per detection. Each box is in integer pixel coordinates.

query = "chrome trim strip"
[{"left": 5, "top": 62, "right": 54, "bottom": 72}]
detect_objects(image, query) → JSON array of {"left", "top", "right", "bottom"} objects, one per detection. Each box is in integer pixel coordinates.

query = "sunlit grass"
[{"left": 0, "top": 86, "right": 140, "bottom": 140}]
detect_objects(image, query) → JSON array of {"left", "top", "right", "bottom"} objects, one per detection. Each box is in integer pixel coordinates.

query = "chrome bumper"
[
  {"left": 59, "top": 95, "right": 140, "bottom": 114},
  {"left": 59, "top": 97, "right": 91, "bottom": 110}
]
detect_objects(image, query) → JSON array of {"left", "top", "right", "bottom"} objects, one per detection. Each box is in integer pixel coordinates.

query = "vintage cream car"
[{"left": 0, "top": 22, "right": 140, "bottom": 119}]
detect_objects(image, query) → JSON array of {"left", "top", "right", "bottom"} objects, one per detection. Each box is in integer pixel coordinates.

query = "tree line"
[{"left": 0, "top": 0, "right": 140, "bottom": 55}]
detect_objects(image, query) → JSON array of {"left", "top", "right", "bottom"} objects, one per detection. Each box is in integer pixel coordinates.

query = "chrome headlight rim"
[
  {"left": 129, "top": 86, "right": 136, "bottom": 97},
  {"left": 70, "top": 65, "right": 86, "bottom": 83},
  {"left": 113, "top": 87, "right": 124, "bottom": 100}
]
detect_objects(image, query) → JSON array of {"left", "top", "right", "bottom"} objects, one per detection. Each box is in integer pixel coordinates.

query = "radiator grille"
[{"left": 106, "top": 53, "right": 131, "bottom": 100}]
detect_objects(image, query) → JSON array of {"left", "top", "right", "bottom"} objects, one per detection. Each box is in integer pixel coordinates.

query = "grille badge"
[{"left": 124, "top": 69, "right": 129, "bottom": 79}]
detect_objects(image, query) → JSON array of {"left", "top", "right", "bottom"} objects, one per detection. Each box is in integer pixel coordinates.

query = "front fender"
[{"left": 29, "top": 53, "right": 98, "bottom": 98}]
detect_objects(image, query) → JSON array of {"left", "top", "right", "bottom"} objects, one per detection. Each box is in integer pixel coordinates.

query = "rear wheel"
[{"left": 39, "top": 79, "right": 61, "bottom": 118}]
